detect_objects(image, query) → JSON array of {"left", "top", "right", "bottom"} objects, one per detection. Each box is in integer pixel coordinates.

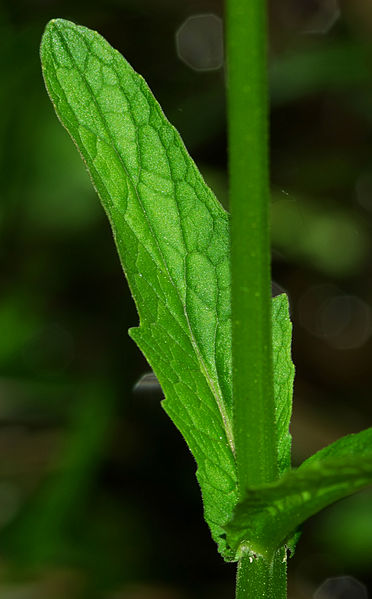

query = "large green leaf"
[
  {"left": 40, "top": 17, "right": 237, "bottom": 557},
  {"left": 225, "top": 428, "right": 372, "bottom": 559},
  {"left": 40, "top": 18, "right": 294, "bottom": 560}
]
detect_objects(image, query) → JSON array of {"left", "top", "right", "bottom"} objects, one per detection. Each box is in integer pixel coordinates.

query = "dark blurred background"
[{"left": 1, "top": 0, "right": 372, "bottom": 597}]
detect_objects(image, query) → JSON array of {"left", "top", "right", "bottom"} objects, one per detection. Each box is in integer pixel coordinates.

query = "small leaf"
[
  {"left": 300, "top": 425, "right": 372, "bottom": 465},
  {"left": 225, "top": 428, "right": 372, "bottom": 559}
]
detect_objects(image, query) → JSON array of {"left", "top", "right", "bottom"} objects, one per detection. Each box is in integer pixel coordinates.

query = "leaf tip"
[{"left": 41, "top": 17, "right": 76, "bottom": 50}]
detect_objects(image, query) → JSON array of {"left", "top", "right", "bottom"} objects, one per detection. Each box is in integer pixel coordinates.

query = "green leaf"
[
  {"left": 271, "top": 294, "right": 294, "bottom": 475},
  {"left": 40, "top": 17, "right": 237, "bottom": 558},
  {"left": 225, "top": 428, "right": 372, "bottom": 559},
  {"left": 300, "top": 425, "right": 372, "bottom": 465},
  {"left": 40, "top": 18, "right": 294, "bottom": 561}
]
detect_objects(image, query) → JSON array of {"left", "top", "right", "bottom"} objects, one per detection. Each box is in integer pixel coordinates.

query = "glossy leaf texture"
[
  {"left": 40, "top": 19, "right": 294, "bottom": 560},
  {"left": 225, "top": 427, "right": 372, "bottom": 559}
]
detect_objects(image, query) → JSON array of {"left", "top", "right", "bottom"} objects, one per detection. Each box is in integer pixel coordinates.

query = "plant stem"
[
  {"left": 227, "top": 0, "right": 277, "bottom": 488},
  {"left": 236, "top": 549, "right": 287, "bottom": 599},
  {"left": 227, "top": 0, "right": 286, "bottom": 595}
]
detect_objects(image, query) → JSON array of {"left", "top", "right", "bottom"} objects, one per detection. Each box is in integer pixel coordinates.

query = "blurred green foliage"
[{"left": 1, "top": 1, "right": 372, "bottom": 597}]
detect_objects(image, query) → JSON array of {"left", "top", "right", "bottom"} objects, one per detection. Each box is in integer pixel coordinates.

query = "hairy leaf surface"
[
  {"left": 41, "top": 17, "right": 237, "bottom": 556},
  {"left": 40, "top": 18, "right": 294, "bottom": 560},
  {"left": 225, "top": 428, "right": 372, "bottom": 558}
]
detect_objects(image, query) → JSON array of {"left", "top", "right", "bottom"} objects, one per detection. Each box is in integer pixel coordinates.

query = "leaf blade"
[
  {"left": 272, "top": 294, "right": 294, "bottom": 475},
  {"left": 40, "top": 18, "right": 296, "bottom": 561},
  {"left": 40, "top": 17, "right": 238, "bottom": 556}
]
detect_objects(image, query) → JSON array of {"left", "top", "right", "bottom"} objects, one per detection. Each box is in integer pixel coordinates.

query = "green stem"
[
  {"left": 227, "top": 0, "right": 286, "bottom": 595},
  {"left": 236, "top": 549, "right": 287, "bottom": 599},
  {"left": 227, "top": 0, "right": 277, "bottom": 488}
]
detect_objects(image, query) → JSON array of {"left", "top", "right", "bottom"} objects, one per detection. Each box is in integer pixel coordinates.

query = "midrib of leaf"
[
  {"left": 182, "top": 308, "right": 235, "bottom": 452},
  {"left": 51, "top": 23, "right": 235, "bottom": 453}
]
